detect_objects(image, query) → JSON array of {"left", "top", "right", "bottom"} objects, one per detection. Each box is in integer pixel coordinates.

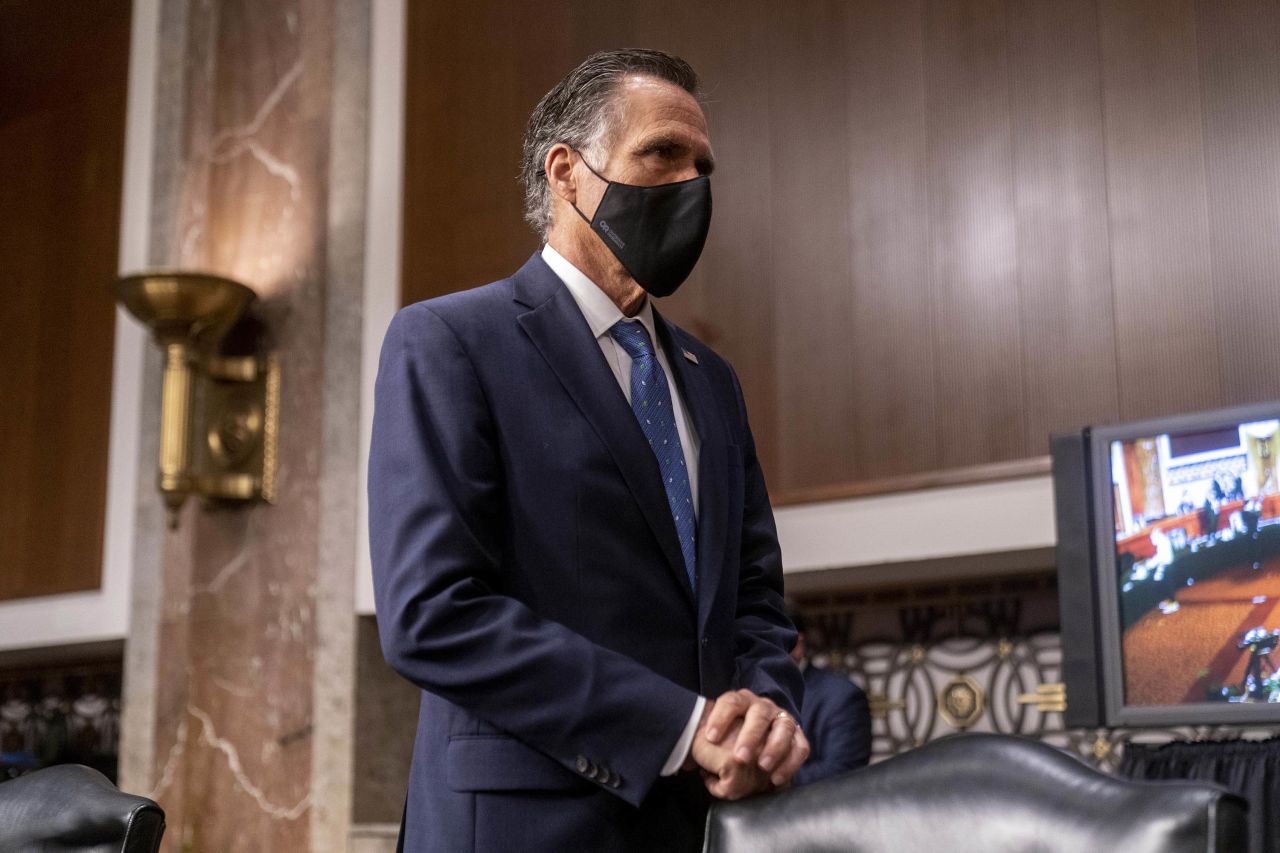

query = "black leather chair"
[
  {"left": 704, "top": 733, "right": 1247, "bottom": 853},
  {"left": 0, "top": 764, "right": 165, "bottom": 853}
]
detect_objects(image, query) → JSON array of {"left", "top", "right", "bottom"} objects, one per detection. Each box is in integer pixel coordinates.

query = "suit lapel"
[
  {"left": 654, "top": 311, "right": 728, "bottom": 630},
  {"left": 513, "top": 255, "right": 696, "bottom": 607}
]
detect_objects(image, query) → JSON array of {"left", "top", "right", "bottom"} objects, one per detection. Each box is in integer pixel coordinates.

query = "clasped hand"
[{"left": 684, "top": 689, "right": 810, "bottom": 800}]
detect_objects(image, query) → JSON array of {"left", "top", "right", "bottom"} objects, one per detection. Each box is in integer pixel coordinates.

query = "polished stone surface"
[
  {"left": 310, "top": 0, "right": 369, "bottom": 848},
  {"left": 121, "top": 0, "right": 368, "bottom": 849}
]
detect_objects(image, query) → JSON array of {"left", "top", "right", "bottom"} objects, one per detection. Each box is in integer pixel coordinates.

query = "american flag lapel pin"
[{"left": 683, "top": 349, "right": 699, "bottom": 365}]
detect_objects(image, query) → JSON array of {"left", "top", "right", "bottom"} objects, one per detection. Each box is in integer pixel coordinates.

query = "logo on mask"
[{"left": 597, "top": 220, "right": 626, "bottom": 249}]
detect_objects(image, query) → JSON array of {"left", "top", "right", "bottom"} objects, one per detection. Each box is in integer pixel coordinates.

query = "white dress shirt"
[{"left": 540, "top": 244, "right": 707, "bottom": 777}]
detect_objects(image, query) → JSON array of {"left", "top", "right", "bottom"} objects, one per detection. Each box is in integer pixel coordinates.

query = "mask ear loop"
[
  {"left": 570, "top": 147, "right": 610, "bottom": 182},
  {"left": 537, "top": 148, "right": 609, "bottom": 226}
]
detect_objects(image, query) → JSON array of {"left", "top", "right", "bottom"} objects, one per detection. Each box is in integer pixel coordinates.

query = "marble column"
[{"left": 119, "top": 1, "right": 368, "bottom": 850}]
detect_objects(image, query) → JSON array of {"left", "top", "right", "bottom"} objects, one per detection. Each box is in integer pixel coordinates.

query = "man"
[
  {"left": 369, "top": 49, "right": 806, "bottom": 852},
  {"left": 786, "top": 605, "right": 872, "bottom": 786}
]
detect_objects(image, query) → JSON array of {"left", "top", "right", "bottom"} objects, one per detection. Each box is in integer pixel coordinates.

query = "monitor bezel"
[{"left": 1089, "top": 400, "right": 1280, "bottom": 727}]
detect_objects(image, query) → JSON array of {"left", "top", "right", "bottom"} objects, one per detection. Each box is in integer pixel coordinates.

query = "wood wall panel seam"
[
  {"left": 1092, "top": 0, "right": 1128, "bottom": 422},
  {"left": 1096, "top": 0, "right": 1222, "bottom": 421},
  {"left": 1008, "top": 0, "right": 1121, "bottom": 450},
  {"left": 1000, "top": 0, "right": 1033, "bottom": 463},
  {"left": 845, "top": 0, "right": 939, "bottom": 481},
  {"left": 923, "top": 0, "right": 1026, "bottom": 468},
  {"left": 1192, "top": 0, "right": 1280, "bottom": 406}
]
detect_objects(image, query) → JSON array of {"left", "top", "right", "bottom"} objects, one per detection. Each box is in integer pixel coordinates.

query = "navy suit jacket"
[
  {"left": 368, "top": 253, "right": 802, "bottom": 853},
  {"left": 792, "top": 666, "right": 872, "bottom": 787}
]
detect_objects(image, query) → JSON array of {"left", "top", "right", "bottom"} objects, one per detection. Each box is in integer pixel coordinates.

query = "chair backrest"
[
  {"left": 0, "top": 764, "right": 165, "bottom": 853},
  {"left": 704, "top": 733, "right": 1247, "bottom": 853}
]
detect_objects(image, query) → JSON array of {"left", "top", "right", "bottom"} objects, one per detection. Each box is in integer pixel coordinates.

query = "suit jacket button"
[
  {"left": 701, "top": 637, "right": 709, "bottom": 647},
  {"left": 609, "top": 773, "right": 622, "bottom": 788},
  {"left": 576, "top": 756, "right": 590, "bottom": 774}
]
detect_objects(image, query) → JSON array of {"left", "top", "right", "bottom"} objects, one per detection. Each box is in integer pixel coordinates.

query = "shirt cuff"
[{"left": 660, "top": 695, "right": 706, "bottom": 776}]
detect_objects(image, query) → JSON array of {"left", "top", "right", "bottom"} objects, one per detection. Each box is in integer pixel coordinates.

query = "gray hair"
[{"left": 520, "top": 49, "right": 700, "bottom": 240}]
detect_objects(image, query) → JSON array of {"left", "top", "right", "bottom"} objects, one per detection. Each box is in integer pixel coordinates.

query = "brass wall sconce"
[{"left": 116, "top": 272, "right": 279, "bottom": 526}]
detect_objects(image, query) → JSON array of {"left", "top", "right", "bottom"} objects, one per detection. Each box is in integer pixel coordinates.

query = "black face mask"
[{"left": 570, "top": 152, "right": 712, "bottom": 298}]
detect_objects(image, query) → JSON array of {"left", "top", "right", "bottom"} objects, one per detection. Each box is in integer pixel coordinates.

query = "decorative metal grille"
[
  {"left": 0, "top": 660, "right": 121, "bottom": 782},
  {"left": 796, "top": 573, "right": 1273, "bottom": 770}
]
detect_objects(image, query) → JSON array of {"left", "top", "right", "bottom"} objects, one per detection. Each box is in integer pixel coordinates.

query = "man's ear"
[{"left": 544, "top": 143, "right": 577, "bottom": 207}]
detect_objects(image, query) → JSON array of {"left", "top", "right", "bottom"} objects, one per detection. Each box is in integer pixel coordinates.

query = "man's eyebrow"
[{"left": 633, "top": 135, "right": 716, "bottom": 175}]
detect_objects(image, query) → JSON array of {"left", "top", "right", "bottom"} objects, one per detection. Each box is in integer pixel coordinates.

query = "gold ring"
[{"left": 776, "top": 711, "right": 791, "bottom": 722}]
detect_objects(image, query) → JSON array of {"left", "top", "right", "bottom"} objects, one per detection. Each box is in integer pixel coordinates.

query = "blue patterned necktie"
[{"left": 608, "top": 320, "right": 698, "bottom": 593}]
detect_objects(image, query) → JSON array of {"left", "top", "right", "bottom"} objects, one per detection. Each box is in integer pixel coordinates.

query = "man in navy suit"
[
  {"left": 787, "top": 606, "right": 872, "bottom": 786},
  {"left": 369, "top": 49, "right": 806, "bottom": 852}
]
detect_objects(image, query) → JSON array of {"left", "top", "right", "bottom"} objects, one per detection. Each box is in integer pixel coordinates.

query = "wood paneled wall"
[
  {"left": 401, "top": 0, "right": 1280, "bottom": 503},
  {"left": 0, "top": 1, "right": 131, "bottom": 600}
]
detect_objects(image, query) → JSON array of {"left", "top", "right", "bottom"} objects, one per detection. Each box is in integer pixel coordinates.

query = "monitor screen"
[{"left": 1111, "top": 418, "right": 1280, "bottom": 708}]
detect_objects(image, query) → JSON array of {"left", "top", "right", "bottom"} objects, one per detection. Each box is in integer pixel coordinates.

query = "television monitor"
[{"left": 1053, "top": 401, "right": 1280, "bottom": 727}]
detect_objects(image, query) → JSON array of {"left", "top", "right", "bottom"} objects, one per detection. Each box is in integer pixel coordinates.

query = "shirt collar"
[{"left": 541, "top": 244, "right": 657, "bottom": 343}]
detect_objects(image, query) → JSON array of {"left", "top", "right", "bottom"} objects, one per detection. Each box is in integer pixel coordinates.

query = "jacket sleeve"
[
  {"left": 793, "top": 678, "right": 873, "bottom": 786},
  {"left": 368, "top": 303, "right": 698, "bottom": 807},
  {"left": 726, "top": 366, "right": 804, "bottom": 717}
]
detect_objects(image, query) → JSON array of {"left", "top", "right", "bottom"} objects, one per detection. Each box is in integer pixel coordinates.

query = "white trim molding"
[
  {"left": 775, "top": 474, "right": 1057, "bottom": 574},
  {"left": 356, "top": 0, "right": 407, "bottom": 616}
]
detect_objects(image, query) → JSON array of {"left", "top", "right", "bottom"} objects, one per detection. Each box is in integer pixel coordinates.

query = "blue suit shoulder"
[
  {"left": 805, "top": 665, "right": 867, "bottom": 705},
  {"left": 392, "top": 277, "right": 517, "bottom": 342},
  {"left": 794, "top": 666, "right": 872, "bottom": 785}
]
